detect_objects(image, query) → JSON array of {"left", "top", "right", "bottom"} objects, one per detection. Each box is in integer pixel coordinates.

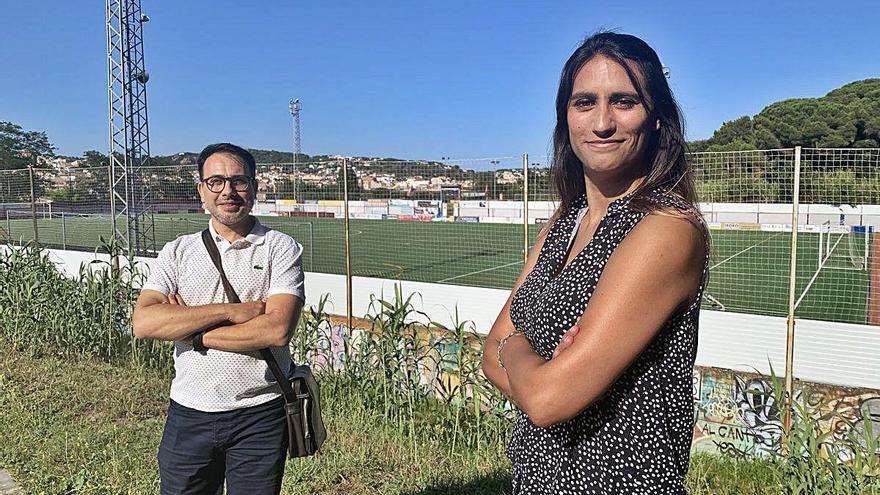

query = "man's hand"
[
  {"left": 201, "top": 294, "right": 302, "bottom": 351},
  {"left": 227, "top": 301, "right": 266, "bottom": 323},
  {"left": 167, "top": 293, "right": 186, "bottom": 306}
]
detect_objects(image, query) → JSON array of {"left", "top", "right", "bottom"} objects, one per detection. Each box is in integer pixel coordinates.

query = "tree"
[
  {"left": 692, "top": 79, "right": 880, "bottom": 151},
  {"left": 828, "top": 79, "right": 880, "bottom": 147},
  {"left": 707, "top": 116, "right": 757, "bottom": 150},
  {"left": 247, "top": 148, "right": 311, "bottom": 164},
  {"left": 754, "top": 99, "right": 854, "bottom": 148},
  {"left": 48, "top": 185, "right": 86, "bottom": 202},
  {"left": 0, "top": 121, "right": 56, "bottom": 170},
  {"left": 0, "top": 168, "right": 32, "bottom": 202}
]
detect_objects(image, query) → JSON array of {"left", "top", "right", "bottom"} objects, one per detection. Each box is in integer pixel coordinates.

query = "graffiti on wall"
[
  {"left": 302, "top": 323, "right": 471, "bottom": 397},
  {"left": 306, "top": 323, "right": 350, "bottom": 370},
  {"left": 300, "top": 322, "right": 505, "bottom": 413},
  {"left": 734, "top": 376, "right": 784, "bottom": 454},
  {"left": 692, "top": 372, "right": 780, "bottom": 458},
  {"left": 299, "top": 324, "right": 879, "bottom": 459},
  {"left": 693, "top": 366, "right": 880, "bottom": 457},
  {"left": 852, "top": 397, "right": 880, "bottom": 449}
]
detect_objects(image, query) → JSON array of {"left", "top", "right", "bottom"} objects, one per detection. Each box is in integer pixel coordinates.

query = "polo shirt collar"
[{"left": 208, "top": 216, "right": 267, "bottom": 250}]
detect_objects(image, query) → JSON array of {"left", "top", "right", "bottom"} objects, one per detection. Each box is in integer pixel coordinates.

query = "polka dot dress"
[{"left": 507, "top": 189, "right": 708, "bottom": 494}]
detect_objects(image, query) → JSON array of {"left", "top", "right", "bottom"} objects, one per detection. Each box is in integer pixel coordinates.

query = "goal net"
[{"left": 818, "top": 221, "right": 869, "bottom": 271}]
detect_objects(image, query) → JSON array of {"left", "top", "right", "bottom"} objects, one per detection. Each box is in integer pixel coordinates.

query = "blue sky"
[{"left": 1, "top": 1, "right": 878, "bottom": 165}]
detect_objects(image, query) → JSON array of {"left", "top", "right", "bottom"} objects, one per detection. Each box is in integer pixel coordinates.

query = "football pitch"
[{"left": 2, "top": 213, "right": 872, "bottom": 324}]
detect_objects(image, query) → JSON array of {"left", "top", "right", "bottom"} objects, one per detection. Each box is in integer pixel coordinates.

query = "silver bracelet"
[{"left": 496, "top": 330, "right": 523, "bottom": 370}]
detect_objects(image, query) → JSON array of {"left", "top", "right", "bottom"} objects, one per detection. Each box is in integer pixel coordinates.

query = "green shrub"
[
  {"left": 2, "top": 242, "right": 879, "bottom": 494},
  {"left": 761, "top": 371, "right": 880, "bottom": 494},
  {"left": 0, "top": 240, "right": 173, "bottom": 371}
]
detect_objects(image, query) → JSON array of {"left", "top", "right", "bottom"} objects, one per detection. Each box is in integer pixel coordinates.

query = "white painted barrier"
[
  {"left": 258, "top": 200, "right": 880, "bottom": 227},
  {"left": 700, "top": 203, "right": 880, "bottom": 227},
  {"left": 7, "top": 246, "right": 879, "bottom": 390}
]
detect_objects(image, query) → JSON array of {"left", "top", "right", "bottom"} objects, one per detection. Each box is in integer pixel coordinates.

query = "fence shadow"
[{"left": 399, "top": 471, "right": 511, "bottom": 495}]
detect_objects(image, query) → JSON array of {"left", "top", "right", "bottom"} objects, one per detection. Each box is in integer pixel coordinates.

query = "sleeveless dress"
[{"left": 507, "top": 189, "right": 709, "bottom": 494}]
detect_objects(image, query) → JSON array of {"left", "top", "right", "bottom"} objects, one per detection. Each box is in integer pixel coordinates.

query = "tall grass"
[
  {"left": 1, "top": 242, "right": 878, "bottom": 494},
  {"left": 0, "top": 243, "right": 510, "bottom": 460},
  {"left": 292, "top": 285, "right": 511, "bottom": 460},
  {"left": 761, "top": 369, "right": 880, "bottom": 494},
  {"left": 0, "top": 240, "right": 173, "bottom": 371}
]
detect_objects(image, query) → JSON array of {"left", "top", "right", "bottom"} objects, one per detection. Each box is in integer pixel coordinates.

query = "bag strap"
[{"left": 200, "top": 229, "right": 298, "bottom": 405}]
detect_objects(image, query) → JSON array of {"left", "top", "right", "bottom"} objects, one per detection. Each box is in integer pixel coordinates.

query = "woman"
[{"left": 482, "top": 32, "right": 709, "bottom": 494}]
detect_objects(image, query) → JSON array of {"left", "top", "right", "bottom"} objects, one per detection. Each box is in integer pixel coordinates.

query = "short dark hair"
[{"left": 197, "top": 143, "right": 256, "bottom": 179}]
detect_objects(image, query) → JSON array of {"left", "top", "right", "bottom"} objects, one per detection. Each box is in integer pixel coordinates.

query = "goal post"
[{"left": 818, "top": 221, "right": 869, "bottom": 271}]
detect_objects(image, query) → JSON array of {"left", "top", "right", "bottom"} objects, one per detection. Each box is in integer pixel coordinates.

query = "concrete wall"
[
  {"left": 702, "top": 203, "right": 880, "bottom": 227},
  {"left": 693, "top": 365, "right": 880, "bottom": 458},
  {"left": 254, "top": 313, "right": 880, "bottom": 459},
  {"left": 27, "top": 247, "right": 880, "bottom": 392},
  {"left": 254, "top": 200, "right": 880, "bottom": 227},
  {"left": 9, "top": 246, "right": 879, "bottom": 459}
]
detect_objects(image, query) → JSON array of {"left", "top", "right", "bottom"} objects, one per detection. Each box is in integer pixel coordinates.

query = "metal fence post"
[
  {"left": 61, "top": 212, "right": 67, "bottom": 250},
  {"left": 343, "top": 159, "right": 353, "bottom": 334},
  {"left": 108, "top": 163, "right": 120, "bottom": 269},
  {"left": 523, "top": 154, "right": 529, "bottom": 264},
  {"left": 307, "top": 221, "right": 314, "bottom": 272},
  {"left": 28, "top": 165, "right": 39, "bottom": 244},
  {"left": 783, "top": 145, "right": 802, "bottom": 441}
]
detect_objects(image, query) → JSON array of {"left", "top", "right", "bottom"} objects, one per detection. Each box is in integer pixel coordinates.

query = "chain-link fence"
[
  {"left": 692, "top": 148, "right": 880, "bottom": 325},
  {"left": 2, "top": 147, "right": 878, "bottom": 326},
  {"left": 694, "top": 149, "right": 799, "bottom": 320},
  {"left": 796, "top": 148, "right": 880, "bottom": 325}
]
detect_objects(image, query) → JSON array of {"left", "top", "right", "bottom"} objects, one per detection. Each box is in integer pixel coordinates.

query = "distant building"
[{"left": 440, "top": 185, "right": 461, "bottom": 201}]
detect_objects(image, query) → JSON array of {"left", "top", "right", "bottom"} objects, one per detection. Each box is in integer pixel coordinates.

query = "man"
[{"left": 133, "top": 143, "right": 305, "bottom": 494}]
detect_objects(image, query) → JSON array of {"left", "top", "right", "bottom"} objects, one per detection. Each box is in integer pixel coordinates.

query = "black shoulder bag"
[{"left": 200, "top": 229, "right": 327, "bottom": 458}]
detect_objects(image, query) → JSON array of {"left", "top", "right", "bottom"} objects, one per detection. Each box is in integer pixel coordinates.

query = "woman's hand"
[{"left": 552, "top": 324, "right": 579, "bottom": 358}]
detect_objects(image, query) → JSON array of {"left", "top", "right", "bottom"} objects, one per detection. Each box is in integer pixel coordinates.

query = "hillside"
[{"left": 690, "top": 79, "right": 880, "bottom": 152}]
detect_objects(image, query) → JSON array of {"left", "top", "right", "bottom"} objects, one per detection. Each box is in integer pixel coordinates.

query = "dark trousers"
[{"left": 158, "top": 397, "right": 288, "bottom": 495}]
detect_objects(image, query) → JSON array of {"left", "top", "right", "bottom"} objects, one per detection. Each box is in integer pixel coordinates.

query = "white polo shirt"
[{"left": 142, "top": 217, "right": 305, "bottom": 412}]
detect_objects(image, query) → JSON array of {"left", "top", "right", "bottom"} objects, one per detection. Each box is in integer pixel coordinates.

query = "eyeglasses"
[{"left": 201, "top": 175, "right": 253, "bottom": 193}]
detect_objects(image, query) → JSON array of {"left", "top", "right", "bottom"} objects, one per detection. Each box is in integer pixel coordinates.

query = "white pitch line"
[
  {"left": 437, "top": 259, "right": 523, "bottom": 283},
  {"left": 710, "top": 232, "right": 783, "bottom": 271},
  {"left": 794, "top": 233, "right": 844, "bottom": 310}
]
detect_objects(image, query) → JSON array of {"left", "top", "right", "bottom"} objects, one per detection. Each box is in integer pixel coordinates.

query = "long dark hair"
[{"left": 550, "top": 32, "right": 702, "bottom": 230}]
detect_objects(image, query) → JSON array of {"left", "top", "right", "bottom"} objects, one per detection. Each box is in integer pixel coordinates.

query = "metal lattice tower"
[
  {"left": 106, "top": 0, "right": 155, "bottom": 256},
  {"left": 289, "top": 98, "right": 301, "bottom": 201}
]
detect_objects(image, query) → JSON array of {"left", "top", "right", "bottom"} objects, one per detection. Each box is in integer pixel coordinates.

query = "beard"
[{"left": 207, "top": 201, "right": 253, "bottom": 227}]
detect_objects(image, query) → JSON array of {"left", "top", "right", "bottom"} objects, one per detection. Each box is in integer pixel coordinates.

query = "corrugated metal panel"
[
  {"left": 695, "top": 311, "right": 788, "bottom": 375},
  {"left": 697, "top": 309, "right": 880, "bottom": 389},
  {"left": 792, "top": 318, "right": 880, "bottom": 389}
]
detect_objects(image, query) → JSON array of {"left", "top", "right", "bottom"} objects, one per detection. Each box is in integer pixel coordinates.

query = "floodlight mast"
[
  {"left": 289, "top": 98, "right": 301, "bottom": 201},
  {"left": 106, "top": 0, "right": 155, "bottom": 256}
]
